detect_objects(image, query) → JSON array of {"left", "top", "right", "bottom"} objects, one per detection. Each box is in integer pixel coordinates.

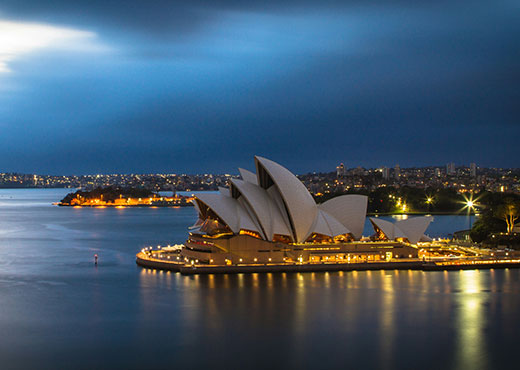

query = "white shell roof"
[
  {"left": 319, "top": 194, "right": 368, "bottom": 240},
  {"left": 255, "top": 156, "right": 317, "bottom": 243},
  {"left": 266, "top": 185, "right": 294, "bottom": 239},
  {"left": 311, "top": 209, "right": 351, "bottom": 237},
  {"left": 192, "top": 198, "right": 201, "bottom": 214},
  {"left": 239, "top": 168, "right": 258, "bottom": 184},
  {"left": 237, "top": 196, "right": 266, "bottom": 239},
  {"left": 195, "top": 192, "right": 260, "bottom": 234},
  {"left": 230, "top": 178, "right": 292, "bottom": 241},
  {"left": 395, "top": 216, "right": 433, "bottom": 244},
  {"left": 370, "top": 218, "right": 398, "bottom": 240},
  {"left": 370, "top": 216, "right": 433, "bottom": 243},
  {"left": 236, "top": 199, "right": 261, "bottom": 233},
  {"left": 192, "top": 156, "right": 371, "bottom": 244},
  {"left": 218, "top": 186, "right": 231, "bottom": 197}
]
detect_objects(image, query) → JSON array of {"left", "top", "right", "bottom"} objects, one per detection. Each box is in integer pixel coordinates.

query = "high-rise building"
[
  {"left": 470, "top": 163, "right": 477, "bottom": 178},
  {"left": 435, "top": 168, "right": 441, "bottom": 177},
  {"left": 394, "top": 164, "right": 400, "bottom": 179},
  {"left": 446, "top": 162, "right": 456, "bottom": 175},
  {"left": 382, "top": 167, "right": 390, "bottom": 180},
  {"left": 336, "top": 163, "right": 346, "bottom": 178}
]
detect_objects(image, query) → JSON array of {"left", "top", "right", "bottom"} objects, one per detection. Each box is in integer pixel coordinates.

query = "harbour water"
[{"left": 0, "top": 189, "right": 518, "bottom": 370}]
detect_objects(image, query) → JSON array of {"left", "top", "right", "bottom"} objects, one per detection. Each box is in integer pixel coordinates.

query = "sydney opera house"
[{"left": 181, "top": 156, "right": 432, "bottom": 265}]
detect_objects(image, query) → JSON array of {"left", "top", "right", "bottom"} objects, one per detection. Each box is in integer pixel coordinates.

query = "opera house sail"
[{"left": 182, "top": 156, "right": 432, "bottom": 265}]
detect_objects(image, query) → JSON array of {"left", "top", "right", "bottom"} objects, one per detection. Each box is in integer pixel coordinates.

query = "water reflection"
[
  {"left": 134, "top": 269, "right": 519, "bottom": 369},
  {"left": 379, "top": 271, "right": 395, "bottom": 370},
  {"left": 454, "top": 270, "right": 488, "bottom": 370},
  {"left": 4, "top": 189, "right": 520, "bottom": 370}
]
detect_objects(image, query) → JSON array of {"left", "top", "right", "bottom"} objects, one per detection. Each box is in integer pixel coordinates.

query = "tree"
[{"left": 495, "top": 199, "right": 520, "bottom": 234}]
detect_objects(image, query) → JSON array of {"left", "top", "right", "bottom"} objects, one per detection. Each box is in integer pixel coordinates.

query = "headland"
[{"left": 57, "top": 186, "right": 194, "bottom": 207}]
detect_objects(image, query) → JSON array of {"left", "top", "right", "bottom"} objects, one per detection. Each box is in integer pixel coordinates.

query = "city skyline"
[
  {"left": 0, "top": 1, "right": 519, "bottom": 174},
  {"left": 2, "top": 161, "right": 518, "bottom": 195}
]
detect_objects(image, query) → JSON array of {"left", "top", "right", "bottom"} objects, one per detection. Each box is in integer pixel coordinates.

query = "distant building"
[
  {"left": 470, "top": 163, "right": 477, "bottom": 178},
  {"left": 382, "top": 167, "right": 390, "bottom": 180},
  {"left": 435, "top": 168, "right": 441, "bottom": 177},
  {"left": 446, "top": 162, "right": 456, "bottom": 175},
  {"left": 336, "top": 163, "right": 346, "bottom": 178},
  {"left": 394, "top": 164, "right": 400, "bottom": 179}
]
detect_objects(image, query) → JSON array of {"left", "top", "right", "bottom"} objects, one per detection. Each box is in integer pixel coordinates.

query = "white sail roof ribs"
[
  {"left": 319, "top": 195, "right": 368, "bottom": 240},
  {"left": 370, "top": 217, "right": 398, "bottom": 240},
  {"left": 395, "top": 216, "right": 434, "bottom": 244},
  {"left": 237, "top": 196, "right": 266, "bottom": 238},
  {"left": 255, "top": 156, "right": 317, "bottom": 243},
  {"left": 218, "top": 186, "right": 231, "bottom": 197},
  {"left": 190, "top": 156, "right": 432, "bottom": 244},
  {"left": 231, "top": 178, "right": 292, "bottom": 240},
  {"left": 370, "top": 216, "right": 433, "bottom": 243},
  {"left": 239, "top": 168, "right": 258, "bottom": 184},
  {"left": 311, "top": 209, "right": 351, "bottom": 237}
]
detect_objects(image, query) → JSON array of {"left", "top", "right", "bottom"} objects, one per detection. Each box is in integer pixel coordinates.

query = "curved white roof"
[
  {"left": 369, "top": 217, "right": 405, "bottom": 240},
  {"left": 195, "top": 192, "right": 259, "bottom": 234},
  {"left": 319, "top": 194, "right": 368, "bottom": 239},
  {"left": 191, "top": 156, "right": 373, "bottom": 244},
  {"left": 192, "top": 198, "right": 201, "bottom": 215},
  {"left": 255, "top": 156, "right": 317, "bottom": 243},
  {"left": 236, "top": 199, "right": 261, "bottom": 233},
  {"left": 230, "top": 178, "right": 292, "bottom": 241},
  {"left": 311, "top": 209, "right": 351, "bottom": 237},
  {"left": 395, "top": 216, "right": 433, "bottom": 244},
  {"left": 237, "top": 196, "right": 266, "bottom": 238},
  {"left": 196, "top": 193, "right": 239, "bottom": 232},
  {"left": 370, "top": 216, "right": 432, "bottom": 243},
  {"left": 218, "top": 186, "right": 231, "bottom": 197},
  {"left": 266, "top": 185, "right": 294, "bottom": 238},
  {"left": 370, "top": 218, "right": 394, "bottom": 239},
  {"left": 239, "top": 168, "right": 258, "bottom": 184},
  {"left": 190, "top": 199, "right": 203, "bottom": 229}
]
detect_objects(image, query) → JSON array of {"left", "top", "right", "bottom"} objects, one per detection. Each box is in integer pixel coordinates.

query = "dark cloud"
[{"left": 0, "top": 0, "right": 518, "bottom": 173}]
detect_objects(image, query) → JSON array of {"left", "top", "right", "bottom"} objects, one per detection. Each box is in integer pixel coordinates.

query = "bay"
[{"left": 0, "top": 189, "right": 517, "bottom": 370}]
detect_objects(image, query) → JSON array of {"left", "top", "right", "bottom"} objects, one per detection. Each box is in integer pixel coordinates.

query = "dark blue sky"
[{"left": 0, "top": 1, "right": 518, "bottom": 174}]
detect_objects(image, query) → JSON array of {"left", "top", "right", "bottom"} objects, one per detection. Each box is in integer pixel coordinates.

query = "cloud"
[{"left": 0, "top": 19, "right": 108, "bottom": 73}]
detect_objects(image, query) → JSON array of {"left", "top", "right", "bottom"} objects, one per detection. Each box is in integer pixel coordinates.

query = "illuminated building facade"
[{"left": 181, "top": 156, "right": 432, "bottom": 265}]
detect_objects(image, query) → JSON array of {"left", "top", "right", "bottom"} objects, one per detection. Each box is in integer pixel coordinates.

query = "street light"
[
  {"left": 467, "top": 200, "right": 475, "bottom": 229},
  {"left": 463, "top": 196, "right": 477, "bottom": 230},
  {"left": 425, "top": 196, "right": 433, "bottom": 212}
]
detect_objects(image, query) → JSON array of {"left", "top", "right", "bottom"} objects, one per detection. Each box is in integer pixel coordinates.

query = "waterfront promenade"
[{"left": 136, "top": 250, "right": 520, "bottom": 275}]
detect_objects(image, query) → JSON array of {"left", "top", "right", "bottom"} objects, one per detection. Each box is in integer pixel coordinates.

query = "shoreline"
[
  {"left": 54, "top": 204, "right": 472, "bottom": 214},
  {"left": 56, "top": 203, "right": 193, "bottom": 207},
  {"left": 367, "top": 211, "right": 477, "bottom": 216},
  {"left": 136, "top": 252, "right": 520, "bottom": 275}
]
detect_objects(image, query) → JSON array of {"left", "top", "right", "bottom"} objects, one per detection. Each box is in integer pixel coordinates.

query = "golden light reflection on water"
[
  {"left": 455, "top": 270, "right": 488, "bottom": 370},
  {"left": 324, "top": 271, "right": 330, "bottom": 289},
  {"left": 293, "top": 273, "right": 307, "bottom": 338},
  {"left": 379, "top": 272, "right": 395, "bottom": 370},
  {"left": 135, "top": 267, "right": 509, "bottom": 369}
]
